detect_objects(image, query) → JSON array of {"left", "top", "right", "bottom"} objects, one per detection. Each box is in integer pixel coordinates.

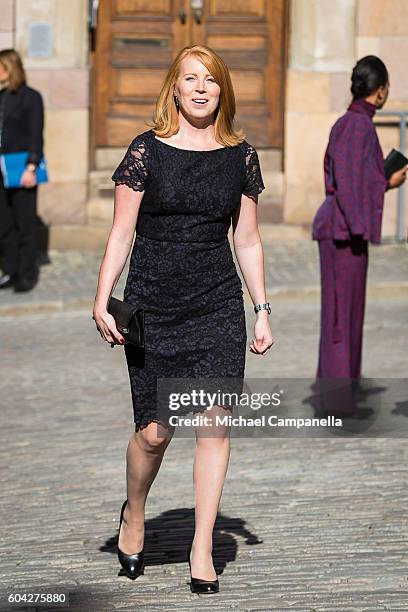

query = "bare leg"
[
  {"left": 190, "top": 406, "right": 231, "bottom": 580},
  {"left": 118, "top": 421, "right": 174, "bottom": 554}
]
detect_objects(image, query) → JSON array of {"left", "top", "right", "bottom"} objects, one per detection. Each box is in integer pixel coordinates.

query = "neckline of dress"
[{"left": 151, "top": 129, "right": 229, "bottom": 152}]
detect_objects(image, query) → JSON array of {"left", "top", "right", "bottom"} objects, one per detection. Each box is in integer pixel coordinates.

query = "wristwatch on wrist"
[{"left": 254, "top": 302, "right": 271, "bottom": 315}]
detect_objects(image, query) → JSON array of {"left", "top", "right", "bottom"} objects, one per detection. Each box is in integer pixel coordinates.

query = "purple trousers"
[{"left": 317, "top": 237, "right": 368, "bottom": 379}]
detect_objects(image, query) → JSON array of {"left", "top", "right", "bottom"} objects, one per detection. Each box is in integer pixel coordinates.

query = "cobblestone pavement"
[
  {"left": 0, "top": 291, "right": 407, "bottom": 610},
  {"left": 0, "top": 230, "right": 407, "bottom": 315}
]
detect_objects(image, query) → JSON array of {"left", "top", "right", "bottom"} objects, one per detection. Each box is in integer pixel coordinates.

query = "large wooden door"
[{"left": 93, "top": 0, "right": 287, "bottom": 150}]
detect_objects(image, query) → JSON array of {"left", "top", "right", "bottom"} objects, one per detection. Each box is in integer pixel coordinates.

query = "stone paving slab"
[
  {"left": 0, "top": 232, "right": 407, "bottom": 316},
  {"left": 0, "top": 298, "right": 407, "bottom": 611}
]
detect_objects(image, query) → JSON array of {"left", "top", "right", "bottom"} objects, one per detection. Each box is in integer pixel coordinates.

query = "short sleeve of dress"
[
  {"left": 242, "top": 142, "right": 265, "bottom": 202},
  {"left": 111, "top": 132, "right": 149, "bottom": 192}
]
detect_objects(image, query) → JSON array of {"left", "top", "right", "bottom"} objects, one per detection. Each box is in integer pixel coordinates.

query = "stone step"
[
  {"left": 88, "top": 170, "right": 114, "bottom": 200},
  {"left": 88, "top": 147, "right": 286, "bottom": 229},
  {"left": 95, "top": 146, "right": 128, "bottom": 171},
  {"left": 86, "top": 197, "right": 114, "bottom": 225},
  {"left": 94, "top": 145, "right": 283, "bottom": 171},
  {"left": 43, "top": 222, "right": 310, "bottom": 250},
  {"left": 86, "top": 196, "right": 286, "bottom": 226},
  {"left": 91, "top": 147, "right": 284, "bottom": 202},
  {"left": 44, "top": 223, "right": 110, "bottom": 250},
  {"left": 89, "top": 171, "right": 284, "bottom": 204}
]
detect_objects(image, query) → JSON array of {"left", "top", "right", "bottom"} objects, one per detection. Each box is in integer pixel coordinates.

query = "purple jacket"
[{"left": 312, "top": 98, "right": 389, "bottom": 244}]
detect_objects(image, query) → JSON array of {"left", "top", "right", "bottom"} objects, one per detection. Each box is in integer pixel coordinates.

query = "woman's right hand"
[
  {"left": 92, "top": 306, "right": 125, "bottom": 346},
  {"left": 388, "top": 164, "right": 408, "bottom": 189}
]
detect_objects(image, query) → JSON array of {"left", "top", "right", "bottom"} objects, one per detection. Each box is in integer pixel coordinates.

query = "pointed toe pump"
[
  {"left": 117, "top": 499, "right": 145, "bottom": 580},
  {"left": 187, "top": 543, "right": 219, "bottom": 594}
]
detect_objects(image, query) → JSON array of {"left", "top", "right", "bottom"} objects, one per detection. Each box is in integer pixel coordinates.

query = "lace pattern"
[
  {"left": 242, "top": 142, "right": 265, "bottom": 201},
  {"left": 110, "top": 129, "right": 264, "bottom": 432},
  {"left": 111, "top": 134, "right": 150, "bottom": 192}
]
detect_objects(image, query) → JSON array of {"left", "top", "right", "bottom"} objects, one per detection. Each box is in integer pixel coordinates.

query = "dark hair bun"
[
  {"left": 351, "top": 76, "right": 369, "bottom": 98},
  {"left": 351, "top": 55, "right": 388, "bottom": 100}
]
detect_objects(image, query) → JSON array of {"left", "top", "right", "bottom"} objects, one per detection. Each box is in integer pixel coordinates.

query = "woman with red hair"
[{"left": 93, "top": 45, "right": 274, "bottom": 593}]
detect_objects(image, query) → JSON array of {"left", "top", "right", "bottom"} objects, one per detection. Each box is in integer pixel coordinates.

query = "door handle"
[{"left": 191, "top": 0, "right": 203, "bottom": 24}]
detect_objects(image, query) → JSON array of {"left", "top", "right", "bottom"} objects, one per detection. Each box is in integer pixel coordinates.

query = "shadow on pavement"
[{"left": 100, "top": 507, "right": 262, "bottom": 576}]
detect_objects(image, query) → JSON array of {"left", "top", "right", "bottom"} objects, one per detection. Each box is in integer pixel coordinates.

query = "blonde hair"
[
  {"left": 0, "top": 49, "right": 26, "bottom": 91},
  {"left": 148, "top": 45, "right": 244, "bottom": 147}
]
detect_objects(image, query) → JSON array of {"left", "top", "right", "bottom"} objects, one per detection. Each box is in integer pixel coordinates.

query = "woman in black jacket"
[{"left": 0, "top": 48, "right": 44, "bottom": 292}]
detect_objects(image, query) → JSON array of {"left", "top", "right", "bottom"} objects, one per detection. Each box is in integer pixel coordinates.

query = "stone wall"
[
  {"left": 3, "top": 1, "right": 407, "bottom": 239},
  {"left": 0, "top": 0, "right": 15, "bottom": 48},
  {"left": 284, "top": 0, "right": 408, "bottom": 239},
  {"left": 356, "top": 0, "right": 408, "bottom": 237}
]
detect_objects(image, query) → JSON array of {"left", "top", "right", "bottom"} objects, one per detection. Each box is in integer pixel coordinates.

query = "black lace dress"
[{"left": 111, "top": 128, "right": 265, "bottom": 431}]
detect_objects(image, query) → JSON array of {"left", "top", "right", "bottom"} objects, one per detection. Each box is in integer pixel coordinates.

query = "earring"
[{"left": 174, "top": 92, "right": 179, "bottom": 109}]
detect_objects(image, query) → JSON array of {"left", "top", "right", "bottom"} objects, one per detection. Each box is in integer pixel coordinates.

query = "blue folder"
[{"left": 0, "top": 151, "right": 49, "bottom": 188}]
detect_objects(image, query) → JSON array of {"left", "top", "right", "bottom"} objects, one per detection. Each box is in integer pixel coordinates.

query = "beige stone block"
[
  {"left": 48, "top": 225, "right": 110, "bottom": 250},
  {"left": 0, "top": 0, "right": 14, "bottom": 32},
  {"left": 329, "top": 73, "right": 353, "bottom": 112},
  {"left": 15, "top": 0, "right": 88, "bottom": 68},
  {"left": 286, "top": 70, "right": 329, "bottom": 113},
  {"left": 49, "top": 69, "right": 89, "bottom": 109},
  {"left": 376, "top": 125, "right": 401, "bottom": 158},
  {"left": 375, "top": 125, "right": 404, "bottom": 239},
  {"left": 96, "top": 148, "right": 127, "bottom": 171},
  {"left": 284, "top": 183, "right": 315, "bottom": 225},
  {"left": 38, "top": 181, "right": 87, "bottom": 225},
  {"left": 25, "top": 69, "right": 51, "bottom": 106},
  {"left": 356, "top": 36, "right": 381, "bottom": 58},
  {"left": 283, "top": 111, "right": 339, "bottom": 224},
  {"left": 258, "top": 149, "right": 283, "bottom": 201},
  {"left": 358, "top": 0, "right": 408, "bottom": 37},
  {"left": 0, "top": 32, "right": 14, "bottom": 48},
  {"left": 379, "top": 37, "right": 408, "bottom": 103},
  {"left": 45, "top": 109, "right": 89, "bottom": 182},
  {"left": 26, "top": 68, "right": 89, "bottom": 109},
  {"left": 284, "top": 114, "right": 406, "bottom": 236},
  {"left": 381, "top": 99, "right": 408, "bottom": 112},
  {"left": 290, "top": 0, "right": 356, "bottom": 71},
  {"left": 382, "top": 189, "right": 399, "bottom": 239},
  {"left": 86, "top": 198, "right": 114, "bottom": 225}
]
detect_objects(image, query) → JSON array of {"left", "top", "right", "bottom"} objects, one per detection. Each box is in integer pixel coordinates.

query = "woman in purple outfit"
[{"left": 312, "top": 56, "right": 407, "bottom": 402}]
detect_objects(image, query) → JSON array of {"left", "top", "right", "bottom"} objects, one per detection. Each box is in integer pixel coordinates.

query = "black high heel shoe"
[
  {"left": 117, "top": 499, "right": 145, "bottom": 580},
  {"left": 187, "top": 543, "right": 219, "bottom": 594}
]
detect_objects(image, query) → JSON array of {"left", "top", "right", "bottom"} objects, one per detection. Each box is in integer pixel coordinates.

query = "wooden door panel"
[
  {"left": 114, "top": 0, "right": 172, "bottom": 16},
  {"left": 114, "top": 69, "right": 169, "bottom": 97},
  {"left": 191, "top": 0, "right": 286, "bottom": 148},
  {"left": 231, "top": 71, "right": 264, "bottom": 100},
  {"left": 112, "top": 37, "right": 173, "bottom": 67},
  {"left": 106, "top": 116, "right": 155, "bottom": 143},
  {"left": 208, "top": 0, "right": 266, "bottom": 18},
  {"left": 94, "top": 0, "right": 185, "bottom": 147},
  {"left": 93, "top": 0, "right": 286, "bottom": 149}
]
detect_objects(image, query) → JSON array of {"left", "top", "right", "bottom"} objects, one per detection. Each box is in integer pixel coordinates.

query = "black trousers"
[{"left": 0, "top": 173, "right": 38, "bottom": 281}]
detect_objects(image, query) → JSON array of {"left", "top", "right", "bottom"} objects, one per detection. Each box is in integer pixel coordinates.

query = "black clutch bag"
[
  {"left": 384, "top": 149, "right": 408, "bottom": 180},
  {"left": 107, "top": 296, "right": 145, "bottom": 348}
]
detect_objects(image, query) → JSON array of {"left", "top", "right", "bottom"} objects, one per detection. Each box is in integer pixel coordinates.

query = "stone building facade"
[
  {"left": 285, "top": 0, "right": 408, "bottom": 239},
  {"left": 1, "top": 0, "right": 407, "bottom": 246}
]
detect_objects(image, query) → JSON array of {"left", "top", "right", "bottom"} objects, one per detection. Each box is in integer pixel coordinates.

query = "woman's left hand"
[
  {"left": 20, "top": 169, "right": 37, "bottom": 188},
  {"left": 249, "top": 314, "right": 275, "bottom": 355},
  {"left": 388, "top": 164, "right": 408, "bottom": 189}
]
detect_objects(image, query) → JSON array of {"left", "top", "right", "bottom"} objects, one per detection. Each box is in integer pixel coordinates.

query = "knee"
[{"left": 137, "top": 422, "right": 172, "bottom": 451}]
